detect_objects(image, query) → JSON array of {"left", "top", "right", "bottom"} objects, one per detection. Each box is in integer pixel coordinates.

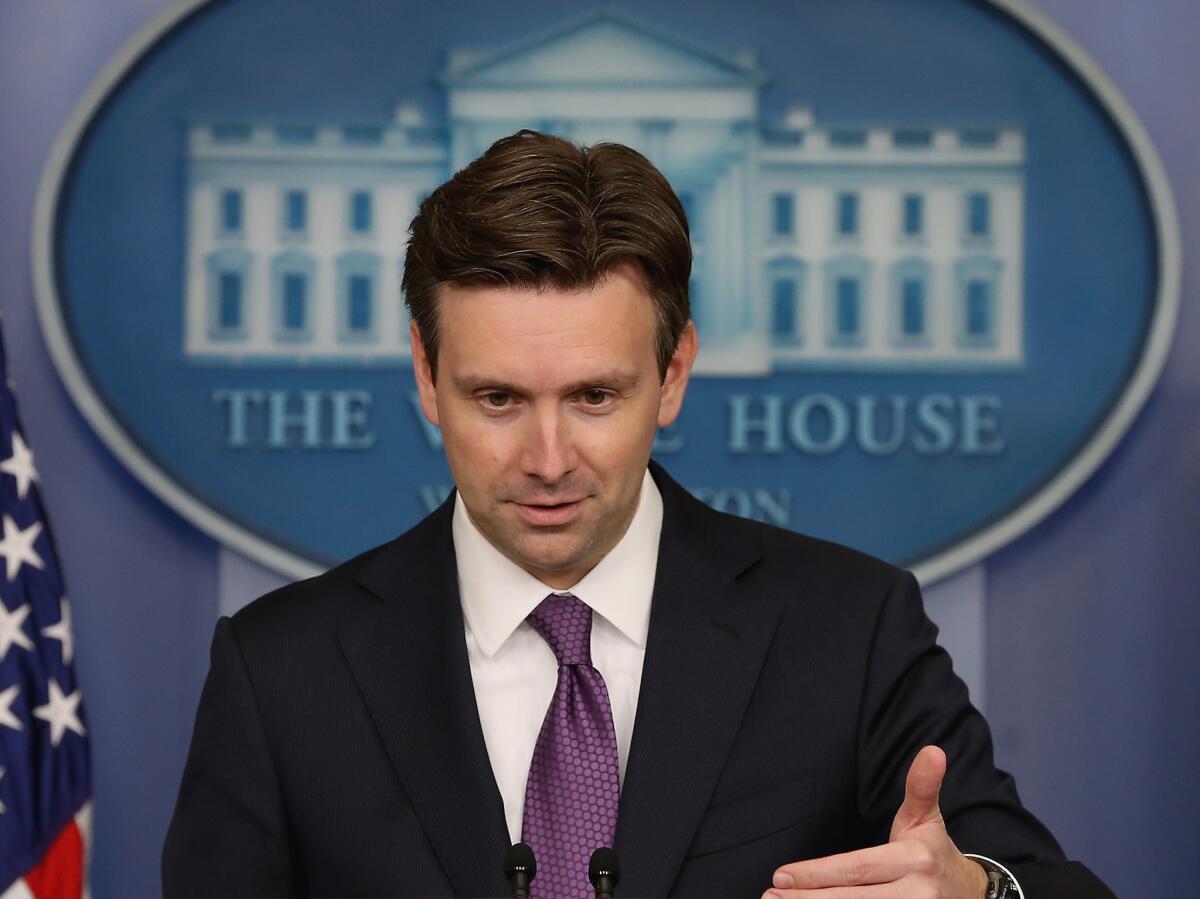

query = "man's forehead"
[
  {"left": 437, "top": 271, "right": 655, "bottom": 340},
  {"left": 436, "top": 262, "right": 653, "bottom": 307}
]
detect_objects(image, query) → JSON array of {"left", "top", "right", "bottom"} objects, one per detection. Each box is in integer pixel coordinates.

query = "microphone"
[
  {"left": 503, "top": 842, "right": 537, "bottom": 898},
  {"left": 589, "top": 847, "right": 620, "bottom": 899}
]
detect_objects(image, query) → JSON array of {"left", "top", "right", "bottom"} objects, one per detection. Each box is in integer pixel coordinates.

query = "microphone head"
[
  {"left": 503, "top": 842, "right": 537, "bottom": 881},
  {"left": 588, "top": 847, "right": 620, "bottom": 888}
]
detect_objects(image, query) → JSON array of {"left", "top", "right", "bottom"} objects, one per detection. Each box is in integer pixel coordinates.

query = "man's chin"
[{"left": 508, "top": 540, "right": 597, "bottom": 587}]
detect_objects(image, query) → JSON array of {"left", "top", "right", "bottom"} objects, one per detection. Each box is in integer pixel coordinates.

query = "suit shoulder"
[
  {"left": 226, "top": 539, "right": 388, "bottom": 642},
  {"left": 688, "top": 484, "right": 898, "bottom": 575},
  {"left": 237, "top": 496, "right": 452, "bottom": 622},
  {"left": 763, "top": 518, "right": 899, "bottom": 581},
  {"left": 703, "top": 501, "right": 906, "bottom": 601},
  {"left": 657, "top": 462, "right": 903, "bottom": 597},
  {"left": 712, "top": 513, "right": 921, "bottom": 653},
  {"left": 226, "top": 496, "right": 452, "bottom": 649}
]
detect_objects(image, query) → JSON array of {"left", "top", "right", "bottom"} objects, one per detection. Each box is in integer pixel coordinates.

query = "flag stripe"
[{"left": 21, "top": 820, "right": 82, "bottom": 899}]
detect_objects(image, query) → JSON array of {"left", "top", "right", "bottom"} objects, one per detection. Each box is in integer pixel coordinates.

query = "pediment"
[{"left": 442, "top": 11, "right": 765, "bottom": 88}]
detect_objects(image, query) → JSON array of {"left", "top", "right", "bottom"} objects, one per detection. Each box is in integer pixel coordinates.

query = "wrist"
[
  {"left": 963, "top": 854, "right": 1024, "bottom": 899},
  {"left": 969, "top": 858, "right": 990, "bottom": 898}
]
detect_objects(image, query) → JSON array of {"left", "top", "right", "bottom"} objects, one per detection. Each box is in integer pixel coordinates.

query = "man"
[{"left": 164, "top": 131, "right": 1114, "bottom": 898}]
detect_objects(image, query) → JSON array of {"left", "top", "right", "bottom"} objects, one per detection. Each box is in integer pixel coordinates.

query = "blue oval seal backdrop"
[{"left": 33, "top": 0, "right": 1179, "bottom": 581}]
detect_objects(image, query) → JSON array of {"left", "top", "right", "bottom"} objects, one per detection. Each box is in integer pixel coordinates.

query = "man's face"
[{"left": 412, "top": 263, "right": 697, "bottom": 589}]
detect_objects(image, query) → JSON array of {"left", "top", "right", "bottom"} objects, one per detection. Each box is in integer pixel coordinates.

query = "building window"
[
  {"left": 212, "top": 123, "right": 251, "bottom": 142},
  {"left": 272, "top": 251, "right": 315, "bottom": 341},
  {"left": 966, "top": 192, "right": 991, "bottom": 239},
  {"left": 889, "top": 258, "right": 931, "bottom": 344},
  {"left": 350, "top": 191, "right": 373, "bottom": 233},
  {"left": 337, "top": 251, "right": 380, "bottom": 342},
  {"left": 960, "top": 128, "right": 999, "bottom": 148},
  {"left": 955, "top": 256, "right": 1002, "bottom": 347},
  {"left": 901, "top": 278, "right": 926, "bottom": 337},
  {"left": 398, "top": 259, "right": 412, "bottom": 334},
  {"left": 824, "top": 256, "right": 870, "bottom": 347},
  {"left": 284, "top": 190, "right": 308, "bottom": 234},
  {"left": 771, "top": 193, "right": 795, "bottom": 238},
  {"left": 219, "top": 189, "right": 243, "bottom": 234},
  {"left": 343, "top": 125, "right": 383, "bottom": 145},
  {"left": 349, "top": 276, "right": 372, "bottom": 332},
  {"left": 677, "top": 191, "right": 704, "bottom": 241},
  {"left": 766, "top": 257, "right": 806, "bottom": 345},
  {"left": 835, "top": 278, "right": 860, "bottom": 336},
  {"left": 283, "top": 274, "right": 307, "bottom": 331},
  {"left": 772, "top": 279, "right": 798, "bottom": 342},
  {"left": 276, "top": 124, "right": 317, "bottom": 144},
  {"left": 966, "top": 280, "right": 992, "bottom": 336},
  {"left": 836, "top": 192, "right": 859, "bottom": 238},
  {"left": 678, "top": 191, "right": 695, "bottom": 228},
  {"left": 901, "top": 194, "right": 923, "bottom": 238},
  {"left": 893, "top": 128, "right": 933, "bottom": 148},
  {"left": 829, "top": 129, "right": 867, "bottom": 148},
  {"left": 205, "top": 249, "right": 251, "bottom": 341},
  {"left": 688, "top": 277, "right": 701, "bottom": 332},
  {"left": 219, "top": 273, "right": 242, "bottom": 329}
]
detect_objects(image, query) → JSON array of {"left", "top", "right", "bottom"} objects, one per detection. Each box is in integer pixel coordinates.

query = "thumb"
[{"left": 890, "top": 745, "right": 947, "bottom": 840}]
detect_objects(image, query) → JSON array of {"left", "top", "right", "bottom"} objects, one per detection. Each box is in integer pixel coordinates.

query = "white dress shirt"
[
  {"left": 452, "top": 473, "right": 1023, "bottom": 893},
  {"left": 453, "top": 470, "right": 662, "bottom": 844}
]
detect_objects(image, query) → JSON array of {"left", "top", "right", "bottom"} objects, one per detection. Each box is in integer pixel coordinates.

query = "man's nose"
[{"left": 519, "top": 406, "right": 577, "bottom": 485}]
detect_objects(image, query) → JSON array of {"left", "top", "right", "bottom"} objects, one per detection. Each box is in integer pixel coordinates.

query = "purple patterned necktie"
[{"left": 521, "top": 593, "right": 621, "bottom": 898}]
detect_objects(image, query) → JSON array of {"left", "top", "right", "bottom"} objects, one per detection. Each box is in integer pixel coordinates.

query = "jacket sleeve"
[
  {"left": 855, "top": 571, "right": 1116, "bottom": 898},
  {"left": 162, "top": 616, "right": 305, "bottom": 898}
]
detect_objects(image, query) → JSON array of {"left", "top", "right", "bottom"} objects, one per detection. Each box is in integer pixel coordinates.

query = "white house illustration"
[{"left": 183, "top": 10, "right": 1025, "bottom": 375}]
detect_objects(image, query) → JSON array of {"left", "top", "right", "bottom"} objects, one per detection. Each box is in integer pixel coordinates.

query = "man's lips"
[{"left": 512, "top": 498, "right": 585, "bottom": 527}]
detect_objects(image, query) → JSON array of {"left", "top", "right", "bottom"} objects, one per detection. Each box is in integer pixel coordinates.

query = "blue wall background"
[{"left": 0, "top": 1, "right": 1196, "bottom": 896}]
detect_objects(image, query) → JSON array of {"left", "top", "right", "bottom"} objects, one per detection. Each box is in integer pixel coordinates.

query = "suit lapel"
[
  {"left": 334, "top": 466, "right": 781, "bottom": 898},
  {"left": 338, "top": 500, "right": 511, "bottom": 899},
  {"left": 615, "top": 464, "right": 783, "bottom": 898}
]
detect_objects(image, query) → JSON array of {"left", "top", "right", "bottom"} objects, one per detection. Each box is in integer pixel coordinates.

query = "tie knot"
[{"left": 527, "top": 593, "right": 593, "bottom": 666}]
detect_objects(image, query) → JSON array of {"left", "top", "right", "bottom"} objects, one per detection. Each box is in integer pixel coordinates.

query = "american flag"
[{"left": 0, "top": 322, "right": 91, "bottom": 899}]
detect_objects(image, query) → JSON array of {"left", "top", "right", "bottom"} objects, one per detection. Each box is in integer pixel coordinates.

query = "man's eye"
[
  {"left": 581, "top": 389, "right": 611, "bottom": 406},
  {"left": 482, "top": 392, "right": 511, "bottom": 408}
]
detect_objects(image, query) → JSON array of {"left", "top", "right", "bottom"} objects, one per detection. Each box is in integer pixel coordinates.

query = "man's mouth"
[{"left": 512, "top": 498, "right": 585, "bottom": 527}]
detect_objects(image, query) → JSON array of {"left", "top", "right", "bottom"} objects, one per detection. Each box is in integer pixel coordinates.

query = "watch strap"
[{"left": 964, "top": 853, "right": 1024, "bottom": 899}]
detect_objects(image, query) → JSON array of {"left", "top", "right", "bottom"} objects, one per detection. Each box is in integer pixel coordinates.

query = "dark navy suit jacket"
[{"left": 163, "top": 462, "right": 1113, "bottom": 897}]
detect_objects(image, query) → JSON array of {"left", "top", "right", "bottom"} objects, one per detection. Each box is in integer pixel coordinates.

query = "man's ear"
[
  {"left": 657, "top": 321, "right": 698, "bottom": 428},
  {"left": 410, "top": 322, "right": 440, "bottom": 426}
]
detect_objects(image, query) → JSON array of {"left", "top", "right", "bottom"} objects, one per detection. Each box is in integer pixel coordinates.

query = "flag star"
[
  {"left": 0, "top": 515, "right": 43, "bottom": 581},
  {"left": 0, "top": 684, "right": 21, "bottom": 731},
  {"left": 0, "top": 602, "right": 34, "bottom": 661},
  {"left": 42, "top": 596, "right": 74, "bottom": 664},
  {"left": 0, "top": 432, "right": 38, "bottom": 500},
  {"left": 32, "top": 679, "right": 85, "bottom": 746}
]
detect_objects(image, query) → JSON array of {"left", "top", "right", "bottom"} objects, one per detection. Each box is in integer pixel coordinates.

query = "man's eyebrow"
[
  {"left": 451, "top": 373, "right": 641, "bottom": 394},
  {"left": 561, "top": 373, "right": 641, "bottom": 394}
]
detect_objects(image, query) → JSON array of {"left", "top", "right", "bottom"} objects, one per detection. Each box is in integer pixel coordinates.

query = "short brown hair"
[{"left": 402, "top": 130, "right": 692, "bottom": 379}]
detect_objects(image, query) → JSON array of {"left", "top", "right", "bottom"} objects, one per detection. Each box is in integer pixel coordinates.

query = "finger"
[
  {"left": 764, "top": 882, "right": 906, "bottom": 899},
  {"left": 891, "top": 744, "right": 947, "bottom": 837},
  {"left": 773, "top": 842, "right": 914, "bottom": 890}
]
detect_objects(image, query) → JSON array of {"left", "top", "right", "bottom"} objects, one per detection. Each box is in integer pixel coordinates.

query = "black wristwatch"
[{"left": 966, "top": 854, "right": 1022, "bottom": 899}]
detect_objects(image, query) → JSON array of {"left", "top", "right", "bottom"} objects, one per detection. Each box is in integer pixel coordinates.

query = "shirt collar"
[{"left": 454, "top": 469, "right": 663, "bottom": 659}]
